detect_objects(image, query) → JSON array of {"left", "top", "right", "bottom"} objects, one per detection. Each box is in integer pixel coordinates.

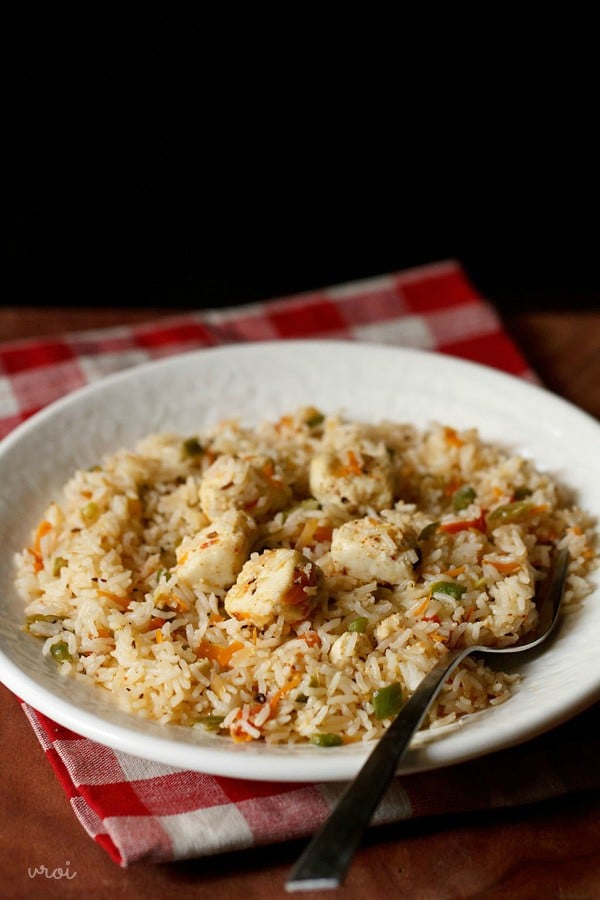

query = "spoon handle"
[{"left": 285, "top": 645, "right": 470, "bottom": 892}]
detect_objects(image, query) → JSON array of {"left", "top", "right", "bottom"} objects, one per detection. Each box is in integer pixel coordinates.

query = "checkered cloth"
[
  {"left": 0, "top": 260, "right": 532, "bottom": 438},
  {"left": 3, "top": 259, "right": 596, "bottom": 867}
]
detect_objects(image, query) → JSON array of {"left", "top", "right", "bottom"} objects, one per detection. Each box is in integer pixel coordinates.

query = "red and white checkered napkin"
[
  {"left": 0, "top": 260, "right": 532, "bottom": 439},
  {"left": 4, "top": 258, "right": 588, "bottom": 867}
]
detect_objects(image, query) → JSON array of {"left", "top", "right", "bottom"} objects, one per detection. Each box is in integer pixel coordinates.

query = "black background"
[{"left": 6, "top": 5, "right": 600, "bottom": 312}]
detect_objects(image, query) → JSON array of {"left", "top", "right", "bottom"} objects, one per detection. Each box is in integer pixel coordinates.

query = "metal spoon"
[{"left": 286, "top": 547, "right": 569, "bottom": 892}]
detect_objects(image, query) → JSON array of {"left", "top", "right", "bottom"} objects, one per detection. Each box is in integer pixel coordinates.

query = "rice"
[{"left": 14, "top": 407, "right": 598, "bottom": 745}]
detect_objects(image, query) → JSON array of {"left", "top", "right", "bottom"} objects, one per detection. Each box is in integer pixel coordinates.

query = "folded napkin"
[{"left": 3, "top": 259, "right": 593, "bottom": 868}]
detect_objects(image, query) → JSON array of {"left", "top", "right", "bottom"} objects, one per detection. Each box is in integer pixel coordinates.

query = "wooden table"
[{"left": 1, "top": 306, "right": 599, "bottom": 899}]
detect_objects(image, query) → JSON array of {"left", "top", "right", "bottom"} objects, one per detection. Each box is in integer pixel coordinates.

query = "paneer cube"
[
  {"left": 309, "top": 446, "right": 394, "bottom": 515},
  {"left": 199, "top": 453, "right": 291, "bottom": 522},
  {"left": 329, "top": 630, "right": 373, "bottom": 669},
  {"left": 330, "top": 515, "right": 418, "bottom": 584},
  {"left": 225, "top": 548, "right": 324, "bottom": 626},
  {"left": 174, "top": 510, "right": 256, "bottom": 591}
]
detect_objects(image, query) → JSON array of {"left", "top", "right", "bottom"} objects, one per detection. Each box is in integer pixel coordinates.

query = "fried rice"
[{"left": 14, "top": 407, "right": 598, "bottom": 746}]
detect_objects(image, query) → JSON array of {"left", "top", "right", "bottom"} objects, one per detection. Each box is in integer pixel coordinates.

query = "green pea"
[
  {"left": 310, "top": 733, "right": 343, "bottom": 747},
  {"left": 81, "top": 501, "right": 100, "bottom": 525},
  {"left": 372, "top": 683, "right": 404, "bottom": 720},
  {"left": 347, "top": 616, "right": 368, "bottom": 633},
  {"left": 50, "top": 641, "right": 73, "bottom": 663}
]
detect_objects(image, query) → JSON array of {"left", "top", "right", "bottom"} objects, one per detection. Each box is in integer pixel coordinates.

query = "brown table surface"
[{"left": 1, "top": 305, "right": 600, "bottom": 900}]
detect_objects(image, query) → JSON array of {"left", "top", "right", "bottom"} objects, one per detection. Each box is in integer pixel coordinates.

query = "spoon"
[{"left": 286, "top": 547, "right": 569, "bottom": 892}]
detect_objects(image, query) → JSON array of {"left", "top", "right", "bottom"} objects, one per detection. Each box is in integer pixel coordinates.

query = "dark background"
[{"left": 6, "top": 4, "right": 600, "bottom": 313}]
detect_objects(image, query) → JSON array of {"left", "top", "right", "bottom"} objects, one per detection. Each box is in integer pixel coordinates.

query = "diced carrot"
[
  {"left": 482, "top": 557, "right": 521, "bottom": 574},
  {"left": 314, "top": 523, "right": 333, "bottom": 543},
  {"left": 440, "top": 512, "right": 487, "bottom": 534},
  {"left": 197, "top": 640, "right": 244, "bottom": 668},
  {"left": 444, "top": 426, "right": 464, "bottom": 447},
  {"left": 295, "top": 519, "right": 332, "bottom": 550},
  {"left": 333, "top": 449, "right": 363, "bottom": 478},
  {"left": 274, "top": 415, "right": 293, "bottom": 433},
  {"left": 262, "top": 459, "right": 284, "bottom": 488},
  {"left": 301, "top": 631, "right": 321, "bottom": 648},
  {"left": 444, "top": 566, "right": 465, "bottom": 577},
  {"left": 230, "top": 714, "right": 257, "bottom": 742},
  {"left": 167, "top": 593, "right": 189, "bottom": 613}
]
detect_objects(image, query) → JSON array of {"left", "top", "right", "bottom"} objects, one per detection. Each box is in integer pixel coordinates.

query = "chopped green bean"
[
  {"left": 183, "top": 437, "right": 203, "bottom": 457},
  {"left": 310, "top": 733, "right": 343, "bottom": 747},
  {"left": 418, "top": 522, "right": 440, "bottom": 541},
  {"left": 487, "top": 500, "right": 534, "bottom": 524},
  {"left": 53, "top": 556, "right": 68, "bottom": 577},
  {"left": 373, "top": 683, "right": 404, "bottom": 720},
  {"left": 305, "top": 412, "right": 325, "bottom": 428},
  {"left": 347, "top": 616, "right": 368, "bottom": 633},
  {"left": 428, "top": 581, "right": 467, "bottom": 600},
  {"left": 452, "top": 485, "right": 476, "bottom": 512},
  {"left": 195, "top": 715, "right": 225, "bottom": 731}
]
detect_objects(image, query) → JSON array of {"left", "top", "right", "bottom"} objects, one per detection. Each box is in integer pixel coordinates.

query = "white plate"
[{"left": 1, "top": 340, "right": 599, "bottom": 782}]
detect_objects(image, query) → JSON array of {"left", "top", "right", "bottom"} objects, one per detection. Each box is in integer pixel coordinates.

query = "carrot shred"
[
  {"left": 269, "top": 673, "right": 302, "bottom": 712},
  {"left": 28, "top": 520, "right": 53, "bottom": 571},
  {"left": 97, "top": 589, "right": 131, "bottom": 607},
  {"left": 411, "top": 597, "right": 430, "bottom": 618}
]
